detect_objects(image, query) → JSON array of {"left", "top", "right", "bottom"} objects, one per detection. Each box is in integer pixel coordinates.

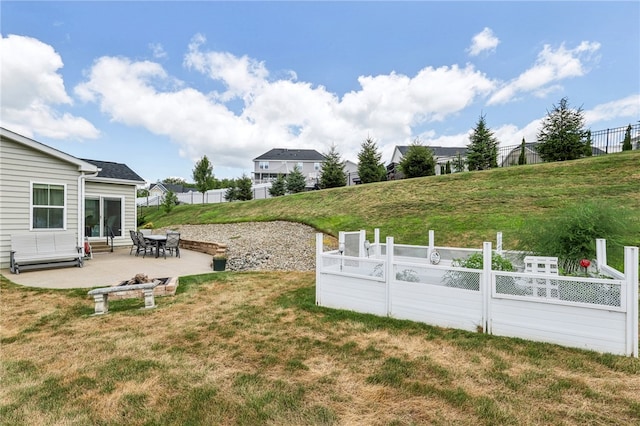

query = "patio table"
[{"left": 144, "top": 235, "right": 167, "bottom": 258}]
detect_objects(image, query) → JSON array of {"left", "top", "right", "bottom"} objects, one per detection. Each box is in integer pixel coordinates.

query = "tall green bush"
[{"left": 516, "top": 202, "right": 633, "bottom": 273}]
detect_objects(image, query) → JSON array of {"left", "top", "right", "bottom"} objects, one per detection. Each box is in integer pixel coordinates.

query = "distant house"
[
  {"left": 253, "top": 148, "right": 326, "bottom": 188},
  {"left": 387, "top": 145, "right": 467, "bottom": 180},
  {"left": 148, "top": 182, "right": 191, "bottom": 198},
  {"left": 344, "top": 160, "right": 360, "bottom": 186},
  {"left": 500, "top": 142, "right": 607, "bottom": 167},
  {"left": 0, "top": 127, "right": 145, "bottom": 268}
]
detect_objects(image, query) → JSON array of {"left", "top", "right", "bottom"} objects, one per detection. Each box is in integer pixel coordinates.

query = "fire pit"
[{"left": 109, "top": 274, "right": 179, "bottom": 300}]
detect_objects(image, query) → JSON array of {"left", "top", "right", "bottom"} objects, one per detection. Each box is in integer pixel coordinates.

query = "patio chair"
[
  {"left": 129, "top": 230, "right": 140, "bottom": 255},
  {"left": 161, "top": 232, "right": 181, "bottom": 259},
  {"left": 136, "top": 231, "right": 155, "bottom": 258}
]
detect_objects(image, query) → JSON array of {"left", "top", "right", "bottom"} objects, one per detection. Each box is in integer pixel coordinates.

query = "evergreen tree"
[
  {"left": 536, "top": 97, "right": 586, "bottom": 161},
  {"left": 192, "top": 155, "right": 215, "bottom": 204},
  {"left": 286, "top": 166, "right": 307, "bottom": 194},
  {"left": 224, "top": 184, "right": 238, "bottom": 202},
  {"left": 622, "top": 124, "right": 633, "bottom": 151},
  {"left": 518, "top": 138, "right": 527, "bottom": 165},
  {"left": 584, "top": 130, "right": 593, "bottom": 157},
  {"left": 161, "top": 190, "right": 178, "bottom": 213},
  {"left": 452, "top": 152, "right": 466, "bottom": 173},
  {"left": 357, "top": 137, "right": 386, "bottom": 183},
  {"left": 319, "top": 145, "right": 347, "bottom": 188},
  {"left": 268, "top": 174, "right": 286, "bottom": 197},
  {"left": 466, "top": 114, "right": 499, "bottom": 171},
  {"left": 398, "top": 139, "right": 436, "bottom": 178},
  {"left": 236, "top": 174, "right": 253, "bottom": 201}
]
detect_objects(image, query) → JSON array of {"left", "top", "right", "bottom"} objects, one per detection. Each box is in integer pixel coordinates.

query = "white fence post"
[
  {"left": 596, "top": 239, "right": 607, "bottom": 271},
  {"left": 624, "top": 246, "right": 639, "bottom": 357},
  {"left": 428, "top": 229, "right": 435, "bottom": 260},
  {"left": 316, "top": 233, "right": 323, "bottom": 306},
  {"left": 386, "top": 236, "right": 394, "bottom": 317},
  {"left": 359, "top": 230, "right": 366, "bottom": 257},
  {"left": 496, "top": 232, "right": 503, "bottom": 255},
  {"left": 482, "top": 242, "right": 492, "bottom": 334},
  {"left": 374, "top": 228, "right": 380, "bottom": 257}
]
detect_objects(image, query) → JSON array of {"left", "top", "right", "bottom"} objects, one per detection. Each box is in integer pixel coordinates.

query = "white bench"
[
  {"left": 10, "top": 233, "right": 83, "bottom": 274},
  {"left": 87, "top": 282, "right": 158, "bottom": 315}
]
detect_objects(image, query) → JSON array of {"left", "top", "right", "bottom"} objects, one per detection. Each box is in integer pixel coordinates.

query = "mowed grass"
[
  {"left": 2, "top": 152, "right": 640, "bottom": 425},
  {"left": 2, "top": 272, "right": 640, "bottom": 425},
  {"left": 142, "top": 151, "right": 640, "bottom": 268}
]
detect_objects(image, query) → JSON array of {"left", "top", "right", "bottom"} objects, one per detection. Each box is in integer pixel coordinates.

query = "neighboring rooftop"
[
  {"left": 82, "top": 159, "right": 145, "bottom": 182},
  {"left": 253, "top": 148, "right": 326, "bottom": 162}
]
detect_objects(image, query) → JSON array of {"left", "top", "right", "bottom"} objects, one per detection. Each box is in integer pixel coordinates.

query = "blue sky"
[{"left": 1, "top": 1, "right": 639, "bottom": 183}]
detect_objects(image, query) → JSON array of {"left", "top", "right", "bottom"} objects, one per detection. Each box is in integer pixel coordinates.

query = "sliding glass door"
[{"left": 84, "top": 197, "right": 123, "bottom": 238}]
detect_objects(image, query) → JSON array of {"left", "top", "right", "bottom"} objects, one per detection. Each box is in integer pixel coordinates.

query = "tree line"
[{"left": 152, "top": 96, "right": 636, "bottom": 210}]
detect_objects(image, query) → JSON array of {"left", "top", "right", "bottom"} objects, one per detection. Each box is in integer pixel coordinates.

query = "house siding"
[{"left": 0, "top": 137, "right": 81, "bottom": 269}]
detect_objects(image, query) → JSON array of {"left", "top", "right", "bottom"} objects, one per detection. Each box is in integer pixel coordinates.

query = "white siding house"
[
  {"left": 253, "top": 148, "right": 326, "bottom": 188},
  {"left": 0, "top": 128, "right": 145, "bottom": 269}
]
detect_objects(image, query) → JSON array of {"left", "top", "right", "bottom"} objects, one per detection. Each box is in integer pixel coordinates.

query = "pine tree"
[
  {"left": 319, "top": 145, "right": 346, "bottom": 188},
  {"left": 192, "top": 155, "right": 215, "bottom": 204},
  {"left": 357, "top": 137, "right": 386, "bottom": 183},
  {"left": 452, "top": 152, "right": 466, "bottom": 173},
  {"left": 286, "top": 166, "right": 306, "bottom": 194},
  {"left": 518, "top": 138, "right": 527, "bottom": 165},
  {"left": 236, "top": 174, "right": 253, "bottom": 201},
  {"left": 466, "top": 114, "right": 499, "bottom": 171},
  {"left": 536, "top": 97, "right": 586, "bottom": 161},
  {"left": 584, "top": 130, "right": 593, "bottom": 157},
  {"left": 398, "top": 139, "right": 436, "bottom": 178},
  {"left": 445, "top": 161, "right": 451, "bottom": 174},
  {"left": 269, "top": 174, "right": 286, "bottom": 197},
  {"left": 622, "top": 124, "right": 633, "bottom": 151}
]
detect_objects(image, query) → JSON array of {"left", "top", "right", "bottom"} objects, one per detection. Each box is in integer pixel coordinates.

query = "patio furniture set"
[{"left": 129, "top": 230, "right": 181, "bottom": 259}]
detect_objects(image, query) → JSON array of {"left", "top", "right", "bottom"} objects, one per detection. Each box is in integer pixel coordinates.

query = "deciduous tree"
[{"left": 192, "top": 155, "right": 215, "bottom": 204}]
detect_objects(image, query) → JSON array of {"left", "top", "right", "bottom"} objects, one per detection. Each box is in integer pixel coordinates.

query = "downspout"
[{"left": 78, "top": 170, "right": 100, "bottom": 255}]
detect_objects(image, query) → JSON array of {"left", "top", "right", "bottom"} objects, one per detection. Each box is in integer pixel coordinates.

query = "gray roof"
[
  {"left": 149, "top": 182, "right": 190, "bottom": 193},
  {"left": 82, "top": 159, "right": 145, "bottom": 182},
  {"left": 396, "top": 145, "right": 467, "bottom": 157},
  {"left": 254, "top": 148, "right": 326, "bottom": 162}
]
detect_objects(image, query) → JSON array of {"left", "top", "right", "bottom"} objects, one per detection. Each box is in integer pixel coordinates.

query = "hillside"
[{"left": 143, "top": 151, "right": 640, "bottom": 257}]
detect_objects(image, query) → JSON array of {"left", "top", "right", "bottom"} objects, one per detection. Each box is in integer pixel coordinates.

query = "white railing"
[{"left": 316, "top": 230, "right": 639, "bottom": 357}]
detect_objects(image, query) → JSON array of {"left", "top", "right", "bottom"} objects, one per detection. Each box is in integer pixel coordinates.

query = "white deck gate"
[{"left": 316, "top": 231, "right": 639, "bottom": 357}]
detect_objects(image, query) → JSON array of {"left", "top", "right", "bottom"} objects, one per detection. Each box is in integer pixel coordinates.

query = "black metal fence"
[{"left": 498, "top": 123, "right": 640, "bottom": 167}]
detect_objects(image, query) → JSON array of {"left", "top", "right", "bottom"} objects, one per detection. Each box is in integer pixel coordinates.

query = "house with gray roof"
[
  {"left": 387, "top": 145, "right": 468, "bottom": 180},
  {"left": 253, "top": 148, "right": 326, "bottom": 188},
  {"left": 0, "top": 127, "right": 145, "bottom": 269}
]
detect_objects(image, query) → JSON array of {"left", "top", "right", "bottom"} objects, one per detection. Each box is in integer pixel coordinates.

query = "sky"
[{"left": 1, "top": 1, "right": 639, "bottom": 184}]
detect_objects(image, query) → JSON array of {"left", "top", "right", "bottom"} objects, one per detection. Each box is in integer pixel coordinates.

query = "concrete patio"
[{"left": 1, "top": 247, "right": 215, "bottom": 289}]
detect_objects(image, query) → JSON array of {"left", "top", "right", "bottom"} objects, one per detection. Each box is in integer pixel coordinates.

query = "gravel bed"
[{"left": 160, "top": 221, "right": 332, "bottom": 272}]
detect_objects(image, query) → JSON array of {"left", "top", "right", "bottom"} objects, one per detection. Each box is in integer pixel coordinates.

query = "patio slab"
[{"left": 1, "top": 247, "right": 215, "bottom": 289}]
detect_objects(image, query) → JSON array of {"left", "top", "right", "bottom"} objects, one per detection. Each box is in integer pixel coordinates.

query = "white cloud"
[
  {"left": 0, "top": 34, "right": 99, "bottom": 139},
  {"left": 488, "top": 41, "right": 601, "bottom": 105},
  {"left": 149, "top": 42, "right": 167, "bottom": 59},
  {"left": 74, "top": 38, "right": 496, "bottom": 170},
  {"left": 468, "top": 27, "right": 500, "bottom": 56},
  {"left": 583, "top": 94, "right": 640, "bottom": 126}
]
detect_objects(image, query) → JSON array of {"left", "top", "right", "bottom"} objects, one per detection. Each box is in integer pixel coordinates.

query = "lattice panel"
[{"left": 495, "top": 275, "right": 622, "bottom": 307}]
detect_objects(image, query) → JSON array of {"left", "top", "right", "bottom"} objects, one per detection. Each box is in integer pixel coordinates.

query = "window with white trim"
[
  {"left": 297, "top": 162, "right": 304, "bottom": 170},
  {"left": 314, "top": 162, "right": 321, "bottom": 171},
  {"left": 259, "top": 161, "right": 269, "bottom": 170},
  {"left": 32, "top": 183, "right": 65, "bottom": 229}
]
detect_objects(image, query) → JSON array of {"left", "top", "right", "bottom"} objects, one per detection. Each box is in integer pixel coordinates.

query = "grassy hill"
[{"left": 144, "top": 150, "right": 640, "bottom": 264}]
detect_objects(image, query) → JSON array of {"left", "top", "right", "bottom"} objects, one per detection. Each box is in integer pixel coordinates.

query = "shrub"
[
  {"left": 516, "top": 201, "right": 633, "bottom": 273},
  {"left": 443, "top": 252, "right": 513, "bottom": 290}
]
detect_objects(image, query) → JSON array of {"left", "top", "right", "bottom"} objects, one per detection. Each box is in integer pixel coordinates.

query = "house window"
[
  {"left": 314, "top": 162, "right": 321, "bottom": 171},
  {"left": 297, "top": 162, "right": 304, "bottom": 170},
  {"left": 32, "top": 183, "right": 65, "bottom": 229},
  {"left": 259, "top": 161, "right": 269, "bottom": 170}
]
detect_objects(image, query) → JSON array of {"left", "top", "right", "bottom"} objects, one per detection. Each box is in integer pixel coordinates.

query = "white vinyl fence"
[
  {"left": 316, "top": 230, "right": 639, "bottom": 357},
  {"left": 137, "top": 183, "right": 273, "bottom": 206}
]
